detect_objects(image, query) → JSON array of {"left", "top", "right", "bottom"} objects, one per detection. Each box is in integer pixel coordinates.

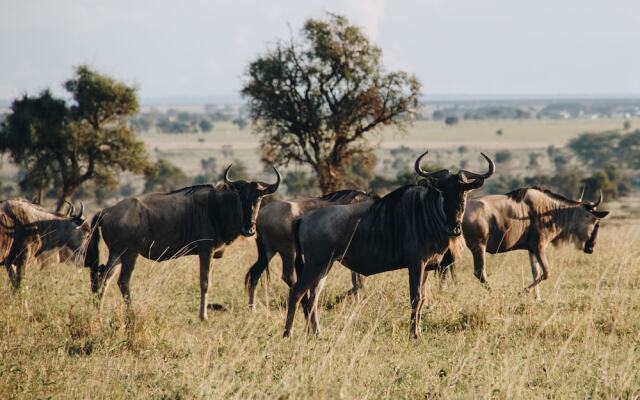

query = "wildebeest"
[
  {"left": 435, "top": 186, "right": 609, "bottom": 301},
  {"left": 284, "top": 151, "right": 494, "bottom": 338},
  {"left": 84, "top": 165, "right": 280, "bottom": 320},
  {"left": 245, "top": 189, "right": 378, "bottom": 309},
  {"left": 1, "top": 199, "right": 88, "bottom": 288}
]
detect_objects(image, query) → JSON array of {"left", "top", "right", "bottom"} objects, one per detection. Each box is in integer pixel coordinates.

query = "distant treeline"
[
  {"left": 129, "top": 105, "right": 249, "bottom": 134},
  {"left": 424, "top": 102, "right": 640, "bottom": 122}
]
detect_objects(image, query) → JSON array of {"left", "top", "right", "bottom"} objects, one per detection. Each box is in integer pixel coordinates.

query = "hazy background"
[{"left": 1, "top": 0, "right": 639, "bottom": 101}]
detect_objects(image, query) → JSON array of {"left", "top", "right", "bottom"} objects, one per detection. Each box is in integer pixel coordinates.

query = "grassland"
[
  {"left": 140, "top": 118, "right": 640, "bottom": 175},
  {"left": 1, "top": 222, "right": 639, "bottom": 399}
]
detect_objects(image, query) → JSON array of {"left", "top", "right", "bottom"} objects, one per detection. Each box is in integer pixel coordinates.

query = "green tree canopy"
[
  {"left": 144, "top": 159, "right": 189, "bottom": 193},
  {"left": 568, "top": 131, "right": 621, "bottom": 169},
  {"left": 242, "top": 13, "right": 421, "bottom": 192},
  {"left": 0, "top": 66, "right": 149, "bottom": 210}
]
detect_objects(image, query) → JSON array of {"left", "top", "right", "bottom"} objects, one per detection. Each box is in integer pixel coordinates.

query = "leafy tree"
[
  {"left": 341, "top": 152, "right": 377, "bottom": 189},
  {"left": 0, "top": 66, "right": 149, "bottom": 211},
  {"left": 199, "top": 119, "right": 213, "bottom": 133},
  {"left": 284, "top": 170, "right": 318, "bottom": 197},
  {"left": 619, "top": 130, "right": 640, "bottom": 170},
  {"left": 624, "top": 120, "right": 631, "bottom": 130},
  {"left": 582, "top": 163, "right": 631, "bottom": 201},
  {"left": 144, "top": 159, "right": 189, "bottom": 192},
  {"left": 568, "top": 131, "right": 621, "bottom": 169},
  {"left": 242, "top": 13, "right": 421, "bottom": 192},
  {"left": 528, "top": 152, "right": 543, "bottom": 168}
]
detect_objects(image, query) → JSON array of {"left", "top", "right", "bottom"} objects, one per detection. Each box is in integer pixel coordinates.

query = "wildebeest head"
[
  {"left": 570, "top": 190, "right": 609, "bottom": 254},
  {"left": 415, "top": 151, "right": 494, "bottom": 236},
  {"left": 62, "top": 201, "right": 90, "bottom": 252},
  {"left": 224, "top": 164, "right": 281, "bottom": 237}
]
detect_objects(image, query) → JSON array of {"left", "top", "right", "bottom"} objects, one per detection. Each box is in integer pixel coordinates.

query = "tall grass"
[{"left": 1, "top": 224, "right": 639, "bottom": 398}]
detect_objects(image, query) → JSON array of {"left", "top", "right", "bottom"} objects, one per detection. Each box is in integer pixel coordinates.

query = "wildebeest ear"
[
  {"left": 462, "top": 178, "right": 484, "bottom": 190},
  {"left": 590, "top": 210, "right": 610, "bottom": 219}
]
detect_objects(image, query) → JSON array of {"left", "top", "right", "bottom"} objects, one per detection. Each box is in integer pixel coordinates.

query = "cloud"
[{"left": 346, "top": 0, "right": 385, "bottom": 40}]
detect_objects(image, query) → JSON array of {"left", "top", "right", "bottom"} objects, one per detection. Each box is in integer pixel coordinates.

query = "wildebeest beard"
[
  {"left": 360, "top": 185, "right": 451, "bottom": 260},
  {"left": 584, "top": 221, "right": 600, "bottom": 254}
]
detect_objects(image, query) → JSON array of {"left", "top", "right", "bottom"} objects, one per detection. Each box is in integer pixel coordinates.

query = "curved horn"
[
  {"left": 577, "top": 186, "right": 585, "bottom": 202},
  {"left": 593, "top": 189, "right": 603, "bottom": 207},
  {"left": 262, "top": 166, "right": 281, "bottom": 195},
  {"left": 65, "top": 200, "right": 75, "bottom": 217},
  {"left": 459, "top": 152, "right": 495, "bottom": 180},
  {"left": 76, "top": 201, "right": 85, "bottom": 219},
  {"left": 414, "top": 150, "right": 449, "bottom": 178},
  {"left": 224, "top": 164, "right": 235, "bottom": 185}
]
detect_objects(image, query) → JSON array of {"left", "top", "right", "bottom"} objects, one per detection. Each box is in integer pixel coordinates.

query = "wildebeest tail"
[
  {"left": 84, "top": 213, "right": 102, "bottom": 269},
  {"left": 292, "top": 217, "right": 304, "bottom": 277},
  {"left": 244, "top": 232, "right": 271, "bottom": 291}
]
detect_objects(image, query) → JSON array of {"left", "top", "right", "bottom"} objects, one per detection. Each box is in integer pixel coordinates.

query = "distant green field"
[
  {"left": 2, "top": 117, "right": 637, "bottom": 185},
  {"left": 140, "top": 118, "right": 638, "bottom": 176}
]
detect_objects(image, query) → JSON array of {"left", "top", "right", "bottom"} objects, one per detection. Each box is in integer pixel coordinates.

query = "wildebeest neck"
[{"left": 359, "top": 185, "right": 450, "bottom": 260}]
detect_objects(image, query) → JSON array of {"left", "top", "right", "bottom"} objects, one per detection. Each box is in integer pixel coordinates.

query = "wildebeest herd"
[{"left": 1, "top": 151, "right": 610, "bottom": 338}]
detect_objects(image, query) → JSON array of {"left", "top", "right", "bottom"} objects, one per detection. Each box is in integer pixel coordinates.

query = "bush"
[
  {"left": 444, "top": 116, "right": 459, "bottom": 126},
  {"left": 494, "top": 150, "right": 513, "bottom": 164}
]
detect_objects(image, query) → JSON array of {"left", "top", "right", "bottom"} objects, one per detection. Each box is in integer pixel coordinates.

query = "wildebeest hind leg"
[
  {"left": 284, "top": 263, "right": 324, "bottom": 337},
  {"left": 471, "top": 246, "right": 491, "bottom": 290},
  {"left": 117, "top": 252, "right": 138, "bottom": 307},
  {"left": 306, "top": 276, "right": 328, "bottom": 336},
  {"left": 97, "top": 252, "right": 121, "bottom": 311},
  {"left": 246, "top": 237, "right": 276, "bottom": 310}
]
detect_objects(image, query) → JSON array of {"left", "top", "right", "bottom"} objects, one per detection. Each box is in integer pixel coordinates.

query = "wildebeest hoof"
[
  {"left": 207, "top": 303, "right": 227, "bottom": 312},
  {"left": 283, "top": 330, "right": 291, "bottom": 338},
  {"left": 248, "top": 303, "right": 256, "bottom": 311}
]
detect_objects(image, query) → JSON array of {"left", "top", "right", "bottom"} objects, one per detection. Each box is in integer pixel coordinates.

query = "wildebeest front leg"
[
  {"left": 525, "top": 249, "right": 550, "bottom": 295},
  {"left": 334, "top": 271, "right": 365, "bottom": 304},
  {"left": 437, "top": 250, "right": 457, "bottom": 285},
  {"left": 198, "top": 248, "right": 213, "bottom": 321},
  {"left": 526, "top": 251, "right": 542, "bottom": 301},
  {"left": 419, "top": 269, "right": 430, "bottom": 315},
  {"left": 408, "top": 263, "right": 425, "bottom": 339}
]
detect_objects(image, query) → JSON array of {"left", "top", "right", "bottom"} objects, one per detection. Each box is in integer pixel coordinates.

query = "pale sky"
[{"left": 1, "top": 0, "right": 639, "bottom": 101}]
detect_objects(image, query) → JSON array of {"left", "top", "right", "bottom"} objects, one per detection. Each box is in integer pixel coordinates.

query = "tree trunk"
[
  {"left": 56, "top": 184, "right": 76, "bottom": 213},
  {"left": 316, "top": 164, "right": 340, "bottom": 194}
]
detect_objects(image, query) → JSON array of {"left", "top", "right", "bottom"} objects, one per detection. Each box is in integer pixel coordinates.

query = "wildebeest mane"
[
  {"left": 318, "top": 189, "right": 371, "bottom": 203},
  {"left": 0, "top": 199, "right": 67, "bottom": 226},
  {"left": 361, "top": 185, "right": 449, "bottom": 258},
  {"left": 506, "top": 186, "right": 579, "bottom": 206},
  {"left": 167, "top": 184, "right": 216, "bottom": 196}
]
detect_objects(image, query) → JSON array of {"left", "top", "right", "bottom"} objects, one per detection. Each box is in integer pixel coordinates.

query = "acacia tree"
[
  {"left": 0, "top": 66, "right": 149, "bottom": 211},
  {"left": 242, "top": 13, "right": 421, "bottom": 192}
]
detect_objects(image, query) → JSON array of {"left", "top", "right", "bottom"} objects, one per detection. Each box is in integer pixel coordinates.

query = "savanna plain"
[
  {"left": 1, "top": 222, "right": 639, "bottom": 399},
  {"left": 1, "top": 118, "right": 640, "bottom": 399}
]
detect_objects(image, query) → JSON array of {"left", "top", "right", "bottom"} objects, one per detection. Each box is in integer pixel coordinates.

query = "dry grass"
[{"left": 1, "top": 224, "right": 640, "bottom": 399}]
